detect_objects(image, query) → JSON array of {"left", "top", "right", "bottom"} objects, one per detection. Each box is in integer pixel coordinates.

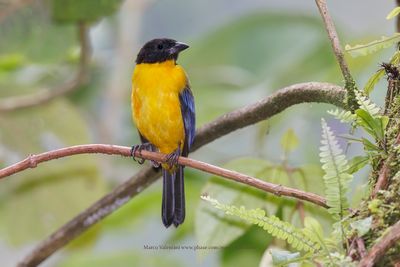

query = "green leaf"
[
  {"left": 345, "top": 33, "right": 400, "bottom": 57},
  {"left": 355, "top": 109, "right": 376, "bottom": 136},
  {"left": 361, "top": 137, "right": 380, "bottom": 151},
  {"left": 363, "top": 69, "right": 385, "bottom": 95},
  {"left": 387, "top": 7, "right": 400, "bottom": 20},
  {"left": 320, "top": 119, "right": 353, "bottom": 221},
  {"left": 280, "top": 128, "right": 300, "bottom": 154},
  {"left": 51, "top": 0, "right": 124, "bottom": 23},
  {"left": 350, "top": 217, "right": 372, "bottom": 237},
  {"left": 362, "top": 51, "right": 400, "bottom": 95},
  {"left": 347, "top": 156, "right": 369, "bottom": 174},
  {"left": 355, "top": 109, "right": 385, "bottom": 140}
]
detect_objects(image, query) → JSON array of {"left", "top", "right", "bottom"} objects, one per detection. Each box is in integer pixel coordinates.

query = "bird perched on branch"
[{"left": 131, "top": 38, "right": 195, "bottom": 227}]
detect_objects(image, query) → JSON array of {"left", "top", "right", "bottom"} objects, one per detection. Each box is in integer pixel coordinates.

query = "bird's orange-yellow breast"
[{"left": 131, "top": 60, "right": 187, "bottom": 155}]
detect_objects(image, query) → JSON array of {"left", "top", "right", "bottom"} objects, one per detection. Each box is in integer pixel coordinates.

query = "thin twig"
[
  {"left": 314, "top": 0, "right": 353, "bottom": 84},
  {"left": 0, "top": 144, "right": 328, "bottom": 207},
  {"left": 0, "top": 22, "right": 91, "bottom": 111},
  {"left": 356, "top": 237, "right": 367, "bottom": 258},
  {"left": 359, "top": 220, "right": 400, "bottom": 267},
  {"left": 16, "top": 82, "right": 346, "bottom": 267}
]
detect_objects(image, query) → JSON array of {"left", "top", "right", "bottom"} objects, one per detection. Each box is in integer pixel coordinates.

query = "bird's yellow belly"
[
  {"left": 131, "top": 61, "right": 187, "bottom": 155},
  {"left": 134, "top": 90, "right": 184, "bottom": 154}
]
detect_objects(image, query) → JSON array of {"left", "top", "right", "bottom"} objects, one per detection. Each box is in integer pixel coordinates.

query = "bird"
[{"left": 131, "top": 38, "right": 195, "bottom": 228}]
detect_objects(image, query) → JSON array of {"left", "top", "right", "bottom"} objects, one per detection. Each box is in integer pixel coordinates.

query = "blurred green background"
[{"left": 0, "top": 0, "right": 396, "bottom": 266}]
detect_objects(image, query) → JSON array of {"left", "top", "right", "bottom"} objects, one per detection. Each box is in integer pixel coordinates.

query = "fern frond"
[
  {"left": 201, "top": 195, "right": 321, "bottom": 253},
  {"left": 345, "top": 33, "right": 400, "bottom": 57},
  {"left": 320, "top": 119, "right": 353, "bottom": 221},
  {"left": 354, "top": 90, "right": 381, "bottom": 117},
  {"left": 327, "top": 109, "right": 356, "bottom": 123},
  {"left": 387, "top": 6, "right": 400, "bottom": 20}
]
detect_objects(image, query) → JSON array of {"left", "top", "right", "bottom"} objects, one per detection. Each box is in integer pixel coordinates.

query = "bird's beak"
[{"left": 169, "top": 42, "right": 189, "bottom": 55}]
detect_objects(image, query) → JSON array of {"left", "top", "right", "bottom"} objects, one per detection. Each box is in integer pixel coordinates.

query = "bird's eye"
[{"left": 157, "top": 44, "right": 163, "bottom": 50}]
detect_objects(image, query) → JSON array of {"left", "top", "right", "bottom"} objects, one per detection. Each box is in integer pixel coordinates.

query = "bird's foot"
[
  {"left": 166, "top": 147, "right": 181, "bottom": 168},
  {"left": 130, "top": 143, "right": 151, "bottom": 165}
]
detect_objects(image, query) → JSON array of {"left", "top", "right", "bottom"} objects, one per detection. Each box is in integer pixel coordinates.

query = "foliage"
[
  {"left": 330, "top": 89, "right": 388, "bottom": 149},
  {"left": 201, "top": 195, "right": 321, "bottom": 253},
  {"left": 355, "top": 90, "right": 381, "bottom": 117},
  {"left": 327, "top": 109, "right": 356, "bottom": 124},
  {"left": 347, "top": 156, "right": 369, "bottom": 174},
  {"left": 320, "top": 119, "right": 352, "bottom": 221},
  {"left": 202, "top": 90, "right": 388, "bottom": 265},
  {"left": 201, "top": 195, "right": 359, "bottom": 266},
  {"left": 363, "top": 51, "right": 400, "bottom": 95},
  {"left": 386, "top": 6, "right": 400, "bottom": 20},
  {"left": 195, "top": 158, "right": 271, "bottom": 253},
  {"left": 345, "top": 34, "right": 400, "bottom": 57}
]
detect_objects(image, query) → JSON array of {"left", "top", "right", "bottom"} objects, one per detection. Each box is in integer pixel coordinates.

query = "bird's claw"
[
  {"left": 130, "top": 143, "right": 150, "bottom": 165},
  {"left": 166, "top": 147, "right": 181, "bottom": 167}
]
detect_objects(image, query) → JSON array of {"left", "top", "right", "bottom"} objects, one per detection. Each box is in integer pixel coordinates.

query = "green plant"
[{"left": 201, "top": 86, "right": 391, "bottom": 265}]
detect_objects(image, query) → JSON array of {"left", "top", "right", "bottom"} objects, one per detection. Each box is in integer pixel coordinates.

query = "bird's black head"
[{"left": 136, "top": 38, "right": 189, "bottom": 64}]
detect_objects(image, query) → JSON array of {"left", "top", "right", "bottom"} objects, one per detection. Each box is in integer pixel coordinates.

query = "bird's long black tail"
[{"left": 162, "top": 166, "right": 185, "bottom": 227}]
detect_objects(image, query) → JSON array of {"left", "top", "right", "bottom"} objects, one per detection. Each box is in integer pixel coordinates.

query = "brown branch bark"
[
  {"left": 372, "top": 158, "right": 391, "bottom": 198},
  {"left": 15, "top": 82, "right": 346, "bottom": 267},
  {"left": 314, "top": 0, "right": 353, "bottom": 85},
  {"left": 359, "top": 220, "right": 400, "bottom": 267},
  {"left": 0, "top": 22, "right": 91, "bottom": 112},
  {"left": 372, "top": 132, "right": 400, "bottom": 197}
]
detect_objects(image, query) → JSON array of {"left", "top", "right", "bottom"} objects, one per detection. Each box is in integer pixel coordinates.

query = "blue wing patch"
[{"left": 179, "top": 86, "right": 195, "bottom": 157}]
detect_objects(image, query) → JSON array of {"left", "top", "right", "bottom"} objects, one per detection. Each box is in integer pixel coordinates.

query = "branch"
[
  {"left": 16, "top": 82, "right": 346, "bottom": 267},
  {"left": 0, "top": 144, "right": 328, "bottom": 207},
  {"left": 193, "top": 82, "right": 346, "bottom": 150},
  {"left": 372, "top": 132, "right": 400, "bottom": 197},
  {"left": 0, "top": 22, "right": 91, "bottom": 112},
  {"left": 314, "top": 0, "right": 353, "bottom": 84},
  {"left": 358, "top": 220, "right": 400, "bottom": 267},
  {"left": 372, "top": 158, "right": 391, "bottom": 197}
]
